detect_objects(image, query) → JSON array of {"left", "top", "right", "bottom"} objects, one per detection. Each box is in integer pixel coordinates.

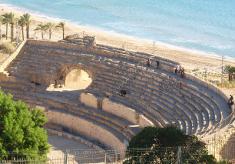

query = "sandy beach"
[{"left": 1, "top": 4, "right": 235, "bottom": 73}]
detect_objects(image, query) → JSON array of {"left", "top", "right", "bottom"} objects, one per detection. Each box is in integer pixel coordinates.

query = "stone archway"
[
  {"left": 64, "top": 68, "right": 92, "bottom": 90},
  {"left": 47, "top": 66, "right": 92, "bottom": 91}
]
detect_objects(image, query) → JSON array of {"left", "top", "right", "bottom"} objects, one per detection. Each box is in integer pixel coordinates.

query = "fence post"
[
  {"left": 176, "top": 146, "right": 182, "bottom": 164},
  {"left": 115, "top": 150, "right": 118, "bottom": 164},
  {"left": 213, "top": 134, "right": 216, "bottom": 158},
  {"left": 64, "top": 150, "right": 68, "bottom": 164},
  {"left": 104, "top": 152, "right": 107, "bottom": 164}
]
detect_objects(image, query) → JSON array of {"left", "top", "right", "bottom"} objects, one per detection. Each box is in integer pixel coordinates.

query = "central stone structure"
[
  {"left": 0, "top": 36, "right": 232, "bottom": 157},
  {"left": 65, "top": 69, "right": 92, "bottom": 90},
  {"left": 47, "top": 67, "right": 92, "bottom": 91}
]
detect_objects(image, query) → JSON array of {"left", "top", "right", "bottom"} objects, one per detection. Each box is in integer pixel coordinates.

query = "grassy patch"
[
  {"left": 217, "top": 81, "right": 235, "bottom": 88},
  {"left": 0, "top": 42, "right": 16, "bottom": 54}
]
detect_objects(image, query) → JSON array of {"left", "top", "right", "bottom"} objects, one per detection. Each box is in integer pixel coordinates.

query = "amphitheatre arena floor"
[
  {"left": 48, "top": 135, "right": 92, "bottom": 152},
  {"left": 48, "top": 134, "right": 92, "bottom": 158}
]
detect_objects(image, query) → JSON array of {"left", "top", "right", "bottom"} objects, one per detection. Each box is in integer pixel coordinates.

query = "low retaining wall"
[
  {"left": 80, "top": 93, "right": 99, "bottom": 108},
  {"left": 186, "top": 73, "right": 229, "bottom": 104},
  {"left": 46, "top": 110, "right": 126, "bottom": 153},
  {"left": 102, "top": 98, "right": 154, "bottom": 127},
  {"left": 139, "top": 114, "right": 154, "bottom": 127},
  {"left": 79, "top": 93, "right": 154, "bottom": 127},
  {"left": 0, "top": 41, "right": 26, "bottom": 73},
  {"left": 103, "top": 98, "right": 137, "bottom": 124},
  {"left": 47, "top": 128, "right": 104, "bottom": 151}
]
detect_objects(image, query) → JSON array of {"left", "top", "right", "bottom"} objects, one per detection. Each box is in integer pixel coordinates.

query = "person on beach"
[
  {"left": 120, "top": 89, "right": 127, "bottom": 97},
  {"left": 180, "top": 67, "right": 185, "bottom": 78},
  {"left": 177, "top": 65, "right": 181, "bottom": 73},
  {"left": 228, "top": 95, "right": 234, "bottom": 109},
  {"left": 156, "top": 60, "right": 160, "bottom": 68},
  {"left": 146, "top": 58, "right": 151, "bottom": 67},
  {"left": 174, "top": 67, "right": 177, "bottom": 74},
  {"left": 54, "top": 80, "right": 58, "bottom": 88},
  {"left": 175, "top": 65, "right": 181, "bottom": 74}
]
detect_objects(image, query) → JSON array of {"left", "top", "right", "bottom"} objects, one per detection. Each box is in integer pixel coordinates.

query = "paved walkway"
[{"left": 48, "top": 134, "right": 93, "bottom": 160}]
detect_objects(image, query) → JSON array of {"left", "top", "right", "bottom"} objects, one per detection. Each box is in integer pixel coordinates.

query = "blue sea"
[{"left": 0, "top": 0, "right": 235, "bottom": 58}]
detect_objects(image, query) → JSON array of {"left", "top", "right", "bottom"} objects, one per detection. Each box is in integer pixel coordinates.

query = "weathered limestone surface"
[
  {"left": 102, "top": 98, "right": 153, "bottom": 127},
  {"left": 0, "top": 37, "right": 232, "bottom": 153},
  {"left": 0, "top": 41, "right": 26, "bottom": 73},
  {"left": 47, "top": 110, "right": 126, "bottom": 152},
  {"left": 80, "top": 93, "right": 99, "bottom": 109}
]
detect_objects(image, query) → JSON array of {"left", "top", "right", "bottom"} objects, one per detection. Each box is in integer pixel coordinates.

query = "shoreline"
[
  {"left": 0, "top": 3, "right": 233, "bottom": 60},
  {"left": 1, "top": 3, "right": 235, "bottom": 72}
]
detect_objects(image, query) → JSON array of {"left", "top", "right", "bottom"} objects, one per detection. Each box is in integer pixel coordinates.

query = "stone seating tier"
[
  {"left": 0, "top": 40, "right": 231, "bottom": 150},
  {"left": 0, "top": 82, "right": 139, "bottom": 151},
  {"left": 89, "top": 63, "right": 223, "bottom": 134},
  {"left": 7, "top": 42, "right": 228, "bottom": 133}
]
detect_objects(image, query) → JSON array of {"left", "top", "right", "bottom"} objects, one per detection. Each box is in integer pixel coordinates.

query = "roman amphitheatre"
[{"left": 0, "top": 35, "right": 235, "bottom": 162}]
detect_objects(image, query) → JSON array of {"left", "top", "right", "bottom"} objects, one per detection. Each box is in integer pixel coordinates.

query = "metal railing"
[{"left": 2, "top": 146, "right": 230, "bottom": 164}]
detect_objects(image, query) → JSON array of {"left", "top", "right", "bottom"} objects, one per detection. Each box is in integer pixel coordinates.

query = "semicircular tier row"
[{"left": 0, "top": 39, "right": 232, "bottom": 152}]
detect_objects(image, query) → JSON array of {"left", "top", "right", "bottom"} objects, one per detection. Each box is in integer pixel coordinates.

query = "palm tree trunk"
[
  {"left": 229, "top": 73, "right": 232, "bottom": 81},
  {"left": 6, "top": 23, "right": 8, "bottom": 40},
  {"left": 41, "top": 31, "right": 44, "bottom": 39},
  {"left": 62, "top": 27, "right": 65, "bottom": 39},
  {"left": 11, "top": 23, "right": 14, "bottom": 42},
  {"left": 0, "top": 24, "right": 2, "bottom": 40},
  {"left": 21, "top": 26, "right": 24, "bottom": 40},
  {"left": 26, "top": 24, "right": 29, "bottom": 39},
  {"left": 49, "top": 29, "right": 52, "bottom": 40}
]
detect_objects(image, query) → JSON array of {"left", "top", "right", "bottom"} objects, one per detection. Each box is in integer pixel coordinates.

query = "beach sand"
[{"left": 0, "top": 4, "right": 235, "bottom": 97}]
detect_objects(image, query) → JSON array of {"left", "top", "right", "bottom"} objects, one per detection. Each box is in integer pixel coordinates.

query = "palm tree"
[
  {"left": 56, "top": 22, "right": 65, "bottom": 39},
  {"left": 18, "top": 16, "right": 26, "bottom": 40},
  {"left": 2, "top": 13, "right": 10, "bottom": 40},
  {"left": 35, "top": 23, "right": 47, "bottom": 39},
  {"left": 22, "top": 13, "right": 31, "bottom": 39},
  {"left": 45, "top": 22, "right": 54, "bottom": 40},
  {"left": 8, "top": 12, "right": 15, "bottom": 42},
  {"left": 0, "top": 16, "right": 3, "bottom": 40}
]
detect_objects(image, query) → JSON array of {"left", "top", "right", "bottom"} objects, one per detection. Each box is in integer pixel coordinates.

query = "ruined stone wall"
[
  {"left": 6, "top": 40, "right": 96, "bottom": 87},
  {"left": 102, "top": 98, "right": 137, "bottom": 124},
  {"left": 4, "top": 39, "right": 177, "bottom": 89},
  {"left": 102, "top": 98, "right": 153, "bottom": 127},
  {"left": 26, "top": 40, "right": 178, "bottom": 72},
  {"left": 80, "top": 93, "right": 99, "bottom": 109},
  {"left": 18, "top": 40, "right": 228, "bottom": 113},
  {"left": 47, "top": 110, "right": 127, "bottom": 152},
  {"left": 79, "top": 94, "right": 154, "bottom": 128}
]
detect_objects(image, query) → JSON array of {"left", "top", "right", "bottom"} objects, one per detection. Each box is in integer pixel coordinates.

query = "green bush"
[
  {"left": 0, "top": 42, "right": 16, "bottom": 54},
  {"left": 0, "top": 90, "right": 50, "bottom": 160},
  {"left": 125, "top": 126, "right": 217, "bottom": 164},
  {"left": 224, "top": 65, "right": 235, "bottom": 74}
]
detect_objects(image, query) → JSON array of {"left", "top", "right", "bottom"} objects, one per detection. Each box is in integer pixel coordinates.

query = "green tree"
[
  {"left": 124, "top": 126, "right": 216, "bottom": 164},
  {"left": 18, "top": 16, "right": 26, "bottom": 40},
  {"left": 8, "top": 12, "right": 15, "bottom": 42},
  {"left": 0, "top": 16, "right": 3, "bottom": 40},
  {"left": 224, "top": 65, "right": 235, "bottom": 74},
  {"left": 35, "top": 23, "right": 47, "bottom": 39},
  {"left": 2, "top": 13, "right": 10, "bottom": 40},
  {"left": 45, "top": 22, "right": 55, "bottom": 40},
  {"left": 0, "top": 90, "right": 49, "bottom": 160},
  {"left": 224, "top": 65, "right": 235, "bottom": 81},
  {"left": 22, "top": 13, "right": 31, "bottom": 39},
  {"left": 56, "top": 22, "right": 65, "bottom": 39}
]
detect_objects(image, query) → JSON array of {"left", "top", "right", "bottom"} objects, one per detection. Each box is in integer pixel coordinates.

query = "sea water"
[{"left": 0, "top": 0, "right": 234, "bottom": 58}]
